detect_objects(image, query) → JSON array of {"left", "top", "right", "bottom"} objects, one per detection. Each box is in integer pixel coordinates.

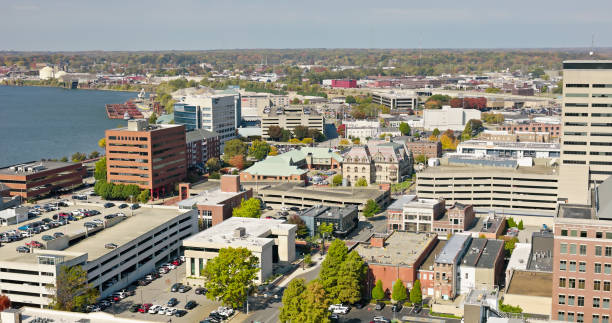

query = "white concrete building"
[
  {"left": 176, "top": 94, "right": 237, "bottom": 148},
  {"left": 182, "top": 217, "right": 296, "bottom": 284},
  {"left": 423, "top": 106, "right": 481, "bottom": 131},
  {"left": 456, "top": 140, "right": 561, "bottom": 159}
]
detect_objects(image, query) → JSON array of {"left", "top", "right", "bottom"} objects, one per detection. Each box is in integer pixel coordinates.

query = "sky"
[{"left": 2, "top": 0, "right": 612, "bottom": 51}]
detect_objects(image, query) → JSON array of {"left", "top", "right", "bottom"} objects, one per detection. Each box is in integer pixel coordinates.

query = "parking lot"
[{"left": 107, "top": 263, "right": 224, "bottom": 322}]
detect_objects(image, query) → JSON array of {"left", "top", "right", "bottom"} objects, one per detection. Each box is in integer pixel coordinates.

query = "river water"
[{"left": 0, "top": 86, "right": 135, "bottom": 167}]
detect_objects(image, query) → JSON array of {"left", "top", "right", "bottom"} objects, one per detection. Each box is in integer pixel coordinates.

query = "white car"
[
  {"left": 164, "top": 263, "right": 176, "bottom": 270},
  {"left": 180, "top": 256, "right": 185, "bottom": 262},
  {"left": 373, "top": 317, "right": 390, "bottom": 323},
  {"left": 166, "top": 308, "right": 177, "bottom": 316},
  {"left": 157, "top": 307, "right": 167, "bottom": 315},
  {"left": 328, "top": 304, "right": 349, "bottom": 314},
  {"left": 147, "top": 305, "right": 160, "bottom": 314}
]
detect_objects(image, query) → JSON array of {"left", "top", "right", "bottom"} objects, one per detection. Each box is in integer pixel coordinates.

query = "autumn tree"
[
  {"left": 280, "top": 279, "right": 330, "bottom": 323},
  {"left": 294, "top": 126, "right": 310, "bottom": 140},
  {"left": 98, "top": 137, "right": 106, "bottom": 148},
  {"left": 205, "top": 157, "right": 221, "bottom": 172},
  {"left": 0, "top": 295, "right": 10, "bottom": 311},
  {"left": 223, "top": 139, "right": 247, "bottom": 162},
  {"left": 49, "top": 266, "right": 99, "bottom": 312},
  {"left": 229, "top": 154, "right": 245, "bottom": 170},
  {"left": 287, "top": 215, "right": 309, "bottom": 237},
  {"left": 268, "top": 125, "right": 283, "bottom": 141},
  {"left": 440, "top": 129, "right": 459, "bottom": 150},
  {"left": 248, "top": 140, "right": 271, "bottom": 160},
  {"left": 202, "top": 247, "right": 259, "bottom": 309}
]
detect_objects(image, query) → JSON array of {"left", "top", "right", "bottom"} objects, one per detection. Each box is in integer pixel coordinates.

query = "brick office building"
[
  {"left": 178, "top": 175, "right": 253, "bottom": 228},
  {"left": 434, "top": 233, "right": 472, "bottom": 300},
  {"left": 404, "top": 140, "right": 442, "bottom": 159},
  {"left": 185, "top": 129, "right": 220, "bottom": 169},
  {"left": 105, "top": 120, "right": 187, "bottom": 199},
  {"left": 355, "top": 232, "right": 438, "bottom": 296},
  {"left": 499, "top": 122, "right": 561, "bottom": 137},
  {"left": 432, "top": 202, "right": 476, "bottom": 235},
  {"left": 0, "top": 161, "right": 85, "bottom": 199},
  {"left": 553, "top": 177, "right": 612, "bottom": 323}
]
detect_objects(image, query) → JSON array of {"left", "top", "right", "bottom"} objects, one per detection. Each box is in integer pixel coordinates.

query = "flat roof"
[
  {"left": 387, "top": 195, "right": 416, "bottom": 211},
  {"left": 0, "top": 161, "right": 79, "bottom": 176},
  {"left": 507, "top": 243, "right": 531, "bottom": 272},
  {"left": 183, "top": 217, "right": 295, "bottom": 249},
  {"left": 420, "top": 239, "right": 446, "bottom": 271},
  {"left": 557, "top": 204, "right": 595, "bottom": 220},
  {"left": 0, "top": 204, "right": 192, "bottom": 263},
  {"left": 506, "top": 271, "right": 552, "bottom": 297},
  {"left": 260, "top": 182, "right": 386, "bottom": 201},
  {"left": 436, "top": 234, "right": 470, "bottom": 264},
  {"left": 355, "top": 231, "right": 436, "bottom": 267},
  {"left": 419, "top": 164, "right": 558, "bottom": 176},
  {"left": 476, "top": 239, "right": 503, "bottom": 268},
  {"left": 300, "top": 205, "right": 356, "bottom": 220},
  {"left": 178, "top": 187, "right": 247, "bottom": 208},
  {"left": 527, "top": 231, "right": 553, "bottom": 272},
  {"left": 458, "top": 140, "right": 559, "bottom": 150}
]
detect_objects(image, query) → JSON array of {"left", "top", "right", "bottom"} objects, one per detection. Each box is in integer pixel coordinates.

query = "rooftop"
[
  {"left": 557, "top": 204, "right": 595, "bottom": 220},
  {"left": 300, "top": 205, "right": 357, "bottom": 220},
  {"left": 436, "top": 233, "right": 471, "bottom": 264},
  {"left": 506, "top": 271, "right": 553, "bottom": 298},
  {"left": 527, "top": 231, "right": 553, "bottom": 272},
  {"left": 387, "top": 195, "right": 417, "bottom": 212},
  {"left": 0, "top": 161, "right": 79, "bottom": 176},
  {"left": 182, "top": 217, "right": 295, "bottom": 249},
  {"left": 260, "top": 182, "right": 386, "bottom": 202},
  {"left": 420, "top": 164, "right": 558, "bottom": 176},
  {"left": 355, "top": 231, "right": 436, "bottom": 267},
  {"left": 458, "top": 140, "right": 559, "bottom": 150},
  {"left": 506, "top": 243, "right": 531, "bottom": 272},
  {"left": 479, "top": 216, "right": 505, "bottom": 234},
  {"left": 420, "top": 239, "right": 447, "bottom": 271},
  {"left": 178, "top": 187, "right": 247, "bottom": 208},
  {"left": 185, "top": 128, "right": 219, "bottom": 142}
]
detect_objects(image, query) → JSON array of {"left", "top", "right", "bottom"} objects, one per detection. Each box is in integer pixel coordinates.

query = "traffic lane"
[{"left": 338, "top": 303, "right": 402, "bottom": 323}]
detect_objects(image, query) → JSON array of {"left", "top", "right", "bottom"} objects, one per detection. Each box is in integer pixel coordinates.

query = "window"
[
  {"left": 571, "top": 230, "right": 578, "bottom": 237},
  {"left": 579, "top": 279, "right": 585, "bottom": 289},
  {"left": 596, "top": 263, "right": 602, "bottom": 273},
  {"left": 594, "top": 315, "right": 600, "bottom": 323},
  {"left": 560, "top": 277, "right": 567, "bottom": 287},
  {"left": 606, "top": 264, "right": 612, "bottom": 274},
  {"left": 569, "top": 278, "right": 576, "bottom": 288},
  {"left": 559, "top": 295, "right": 566, "bottom": 305},
  {"left": 604, "top": 298, "right": 611, "bottom": 309},
  {"left": 561, "top": 229, "right": 568, "bottom": 236},
  {"left": 560, "top": 260, "right": 567, "bottom": 271},
  {"left": 605, "top": 316, "right": 610, "bottom": 323},
  {"left": 190, "top": 258, "right": 195, "bottom": 276},
  {"left": 607, "top": 232, "right": 612, "bottom": 239},
  {"left": 561, "top": 243, "right": 568, "bottom": 254},
  {"left": 568, "top": 313, "right": 575, "bottom": 322},
  {"left": 606, "top": 247, "right": 612, "bottom": 257},
  {"left": 558, "top": 312, "right": 565, "bottom": 321},
  {"left": 570, "top": 261, "right": 577, "bottom": 272},
  {"left": 578, "top": 296, "right": 584, "bottom": 306},
  {"left": 596, "top": 246, "right": 603, "bottom": 256},
  {"left": 580, "top": 231, "right": 588, "bottom": 238},
  {"left": 594, "top": 280, "right": 601, "bottom": 290},
  {"left": 580, "top": 245, "right": 587, "bottom": 255},
  {"left": 594, "top": 297, "right": 600, "bottom": 308},
  {"left": 568, "top": 295, "right": 575, "bottom": 305},
  {"left": 570, "top": 244, "right": 577, "bottom": 255},
  {"left": 578, "top": 313, "right": 584, "bottom": 323},
  {"left": 579, "top": 262, "right": 586, "bottom": 272},
  {"left": 605, "top": 281, "right": 611, "bottom": 292}
]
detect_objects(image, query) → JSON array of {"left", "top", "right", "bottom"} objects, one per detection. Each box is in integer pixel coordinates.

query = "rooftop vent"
[{"left": 234, "top": 227, "right": 246, "bottom": 238}]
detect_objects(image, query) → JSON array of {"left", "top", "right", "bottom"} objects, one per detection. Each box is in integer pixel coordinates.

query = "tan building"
[
  {"left": 342, "top": 140, "right": 413, "bottom": 185},
  {"left": 416, "top": 164, "right": 559, "bottom": 216},
  {"left": 560, "top": 60, "right": 612, "bottom": 205},
  {"left": 261, "top": 106, "right": 324, "bottom": 139},
  {"left": 105, "top": 120, "right": 187, "bottom": 199}
]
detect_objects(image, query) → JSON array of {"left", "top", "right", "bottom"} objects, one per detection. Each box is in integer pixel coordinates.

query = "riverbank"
[{"left": 0, "top": 81, "right": 141, "bottom": 93}]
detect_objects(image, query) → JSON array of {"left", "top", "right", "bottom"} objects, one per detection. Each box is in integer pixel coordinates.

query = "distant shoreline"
[{"left": 0, "top": 83, "right": 139, "bottom": 93}]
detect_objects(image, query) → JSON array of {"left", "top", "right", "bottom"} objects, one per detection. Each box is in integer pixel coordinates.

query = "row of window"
[
  {"left": 561, "top": 230, "right": 612, "bottom": 239},
  {"left": 558, "top": 312, "right": 609, "bottom": 323},
  {"left": 559, "top": 295, "right": 610, "bottom": 308},
  {"left": 559, "top": 278, "right": 611, "bottom": 291}
]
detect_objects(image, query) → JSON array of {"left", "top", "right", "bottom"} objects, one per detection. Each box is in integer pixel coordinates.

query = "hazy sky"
[{"left": 2, "top": 0, "right": 612, "bottom": 51}]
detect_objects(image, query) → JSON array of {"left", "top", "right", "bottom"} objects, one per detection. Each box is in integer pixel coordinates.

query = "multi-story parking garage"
[{"left": 0, "top": 205, "right": 197, "bottom": 308}]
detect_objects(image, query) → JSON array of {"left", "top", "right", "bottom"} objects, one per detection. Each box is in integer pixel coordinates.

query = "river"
[{"left": 0, "top": 86, "right": 135, "bottom": 167}]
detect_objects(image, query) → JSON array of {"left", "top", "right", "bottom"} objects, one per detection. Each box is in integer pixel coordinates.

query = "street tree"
[
  {"left": 318, "top": 222, "right": 334, "bottom": 240},
  {"left": 138, "top": 189, "right": 150, "bottom": 204},
  {"left": 294, "top": 126, "right": 310, "bottom": 140},
  {"left": 371, "top": 279, "right": 385, "bottom": 300},
  {"left": 268, "top": 126, "right": 283, "bottom": 141},
  {"left": 205, "top": 157, "right": 221, "bottom": 172},
  {"left": 331, "top": 174, "right": 343, "bottom": 187},
  {"left": 98, "top": 137, "right": 106, "bottom": 148},
  {"left": 202, "top": 247, "right": 259, "bottom": 309},
  {"left": 229, "top": 154, "right": 245, "bottom": 170},
  {"left": 287, "top": 215, "right": 309, "bottom": 237},
  {"left": 392, "top": 279, "right": 408, "bottom": 303},
  {"left": 223, "top": 139, "right": 247, "bottom": 161},
  {"left": 94, "top": 157, "right": 107, "bottom": 181},
  {"left": 248, "top": 140, "right": 271, "bottom": 160},
  {"left": 280, "top": 279, "right": 330, "bottom": 323},
  {"left": 399, "top": 122, "right": 411, "bottom": 136},
  {"left": 232, "top": 198, "right": 261, "bottom": 218},
  {"left": 356, "top": 177, "right": 368, "bottom": 187},
  {"left": 333, "top": 251, "right": 367, "bottom": 304},
  {"left": 49, "top": 265, "right": 99, "bottom": 311},
  {"left": 363, "top": 199, "right": 381, "bottom": 218},
  {"left": 280, "top": 279, "right": 307, "bottom": 322},
  {"left": 410, "top": 280, "right": 422, "bottom": 304}
]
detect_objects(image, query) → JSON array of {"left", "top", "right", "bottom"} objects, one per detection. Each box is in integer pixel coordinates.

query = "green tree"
[
  {"left": 281, "top": 129, "right": 293, "bottom": 142},
  {"left": 345, "top": 95, "right": 357, "bottom": 104},
  {"left": 148, "top": 112, "right": 158, "bottom": 124},
  {"left": 356, "top": 177, "right": 368, "bottom": 187},
  {"left": 462, "top": 121, "right": 473, "bottom": 141},
  {"left": 372, "top": 279, "right": 385, "bottom": 300},
  {"left": 334, "top": 251, "right": 367, "bottom": 304},
  {"left": 280, "top": 279, "right": 307, "bottom": 323},
  {"left": 288, "top": 215, "right": 309, "bottom": 237},
  {"left": 518, "top": 220, "right": 524, "bottom": 230},
  {"left": 432, "top": 128, "right": 441, "bottom": 137},
  {"left": 392, "top": 279, "right": 408, "bottom": 303},
  {"left": 202, "top": 247, "right": 259, "bottom": 309},
  {"left": 363, "top": 199, "right": 381, "bottom": 218},
  {"left": 49, "top": 265, "right": 99, "bottom": 312},
  {"left": 111, "top": 184, "right": 125, "bottom": 200},
  {"left": 232, "top": 198, "right": 261, "bottom": 218},
  {"left": 223, "top": 139, "right": 247, "bottom": 162},
  {"left": 331, "top": 174, "right": 343, "bottom": 187},
  {"left": 415, "top": 154, "right": 427, "bottom": 164},
  {"left": 268, "top": 125, "right": 283, "bottom": 141},
  {"left": 320, "top": 239, "right": 348, "bottom": 294},
  {"left": 303, "top": 254, "right": 312, "bottom": 267},
  {"left": 318, "top": 222, "right": 334, "bottom": 240},
  {"left": 485, "top": 87, "right": 501, "bottom": 93},
  {"left": 94, "top": 157, "right": 107, "bottom": 181},
  {"left": 71, "top": 152, "right": 87, "bottom": 162},
  {"left": 291, "top": 98, "right": 300, "bottom": 104},
  {"left": 248, "top": 140, "right": 271, "bottom": 160},
  {"left": 507, "top": 217, "right": 516, "bottom": 228},
  {"left": 504, "top": 237, "right": 519, "bottom": 257},
  {"left": 88, "top": 151, "right": 100, "bottom": 159},
  {"left": 205, "top": 157, "right": 221, "bottom": 172},
  {"left": 98, "top": 137, "right": 106, "bottom": 148},
  {"left": 410, "top": 280, "right": 422, "bottom": 304},
  {"left": 399, "top": 122, "right": 411, "bottom": 136},
  {"left": 294, "top": 126, "right": 310, "bottom": 140},
  {"left": 138, "top": 189, "right": 150, "bottom": 204},
  {"left": 123, "top": 185, "right": 141, "bottom": 201}
]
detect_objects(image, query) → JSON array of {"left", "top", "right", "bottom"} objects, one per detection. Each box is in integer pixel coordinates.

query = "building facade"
[
  {"left": 456, "top": 140, "right": 560, "bottom": 159},
  {"left": 105, "top": 120, "right": 187, "bottom": 198},
  {"left": 434, "top": 234, "right": 472, "bottom": 300},
  {"left": 261, "top": 106, "right": 324, "bottom": 140},
  {"left": 423, "top": 106, "right": 481, "bottom": 131},
  {"left": 404, "top": 140, "right": 442, "bottom": 159},
  {"left": 331, "top": 79, "right": 357, "bottom": 88},
  {"left": 499, "top": 122, "right": 561, "bottom": 137},
  {"left": 299, "top": 205, "right": 358, "bottom": 237},
  {"left": 342, "top": 141, "right": 413, "bottom": 185},
  {"left": 386, "top": 195, "right": 445, "bottom": 232},
  {"left": 185, "top": 129, "right": 220, "bottom": 170},
  {"left": 371, "top": 91, "right": 418, "bottom": 115},
  {"left": 432, "top": 203, "right": 476, "bottom": 235},
  {"left": 0, "top": 161, "right": 85, "bottom": 199}
]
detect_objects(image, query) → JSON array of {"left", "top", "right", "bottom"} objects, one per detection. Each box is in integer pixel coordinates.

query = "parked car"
[
  {"left": 375, "top": 302, "right": 385, "bottom": 310},
  {"left": 195, "top": 287, "right": 207, "bottom": 295},
  {"left": 138, "top": 303, "right": 152, "bottom": 313},
  {"left": 128, "top": 304, "right": 141, "bottom": 313},
  {"left": 130, "top": 204, "right": 140, "bottom": 210},
  {"left": 167, "top": 297, "right": 178, "bottom": 307},
  {"left": 16, "top": 246, "right": 29, "bottom": 253},
  {"left": 26, "top": 241, "right": 43, "bottom": 248},
  {"left": 174, "top": 310, "right": 187, "bottom": 317},
  {"left": 166, "top": 308, "right": 177, "bottom": 316},
  {"left": 148, "top": 305, "right": 161, "bottom": 314},
  {"left": 53, "top": 232, "right": 64, "bottom": 238},
  {"left": 178, "top": 285, "right": 192, "bottom": 293},
  {"left": 171, "top": 283, "right": 182, "bottom": 292},
  {"left": 118, "top": 203, "right": 128, "bottom": 209},
  {"left": 157, "top": 307, "right": 167, "bottom": 315},
  {"left": 103, "top": 202, "right": 115, "bottom": 208},
  {"left": 159, "top": 267, "right": 169, "bottom": 274},
  {"left": 41, "top": 235, "right": 54, "bottom": 241},
  {"left": 185, "top": 300, "right": 197, "bottom": 310},
  {"left": 391, "top": 303, "right": 402, "bottom": 312},
  {"left": 372, "top": 316, "right": 391, "bottom": 323},
  {"left": 328, "top": 304, "right": 350, "bottom": 314}
]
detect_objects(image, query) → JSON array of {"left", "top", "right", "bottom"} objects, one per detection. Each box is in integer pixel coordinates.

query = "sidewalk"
[{"left": 277, "top": 253, "right": 325, "bottom": 288}]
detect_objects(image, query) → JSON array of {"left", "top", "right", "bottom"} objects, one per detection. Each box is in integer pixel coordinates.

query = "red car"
[
  {"left": 138, "top": 303, "right": 152, "bottom": 313},
  {"left": 172, "top": 259, "right": 180, "bottom": 266},
  {"left": 26, "top": 241, "right": 42, "bottom": 248}
]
